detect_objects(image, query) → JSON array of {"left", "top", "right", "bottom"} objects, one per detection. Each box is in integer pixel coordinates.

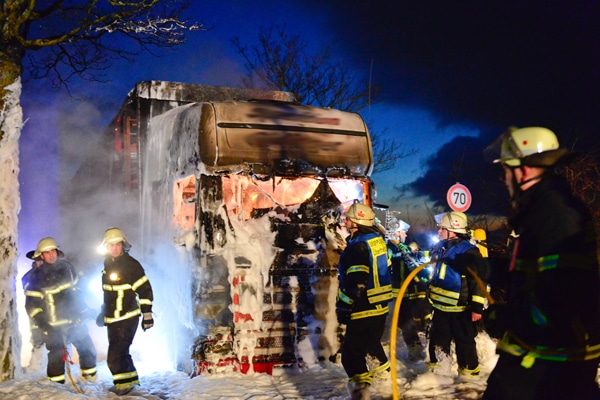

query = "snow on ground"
[{"left": 0, "top": 332, "right": 499, "bottom": 399}]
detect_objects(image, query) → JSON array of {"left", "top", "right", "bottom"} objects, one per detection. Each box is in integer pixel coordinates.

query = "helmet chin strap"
[
  {"left": 517, "top": 170, "right": 546, "bottom": 188},
  {"left": 510, "top": 166, "right": 546, "bottom": 206},
  {"left": 508, "top": 166, "right": 524, "bottom": 207}
]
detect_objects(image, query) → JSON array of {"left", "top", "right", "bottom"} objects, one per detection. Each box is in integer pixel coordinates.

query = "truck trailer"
[{"left": 66, "top": 81, "right": 376, "bottom": 375}]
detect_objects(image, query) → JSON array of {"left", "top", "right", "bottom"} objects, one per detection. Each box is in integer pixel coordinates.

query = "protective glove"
[
  {"left": 398, "top": 243, "right": 410, "bottom": 253},
  {"left": 96, "top": 312, "right": 105, "bottom": 327},
  {"left": 141, "top": 312, "right": 154, "bottom": 331}
]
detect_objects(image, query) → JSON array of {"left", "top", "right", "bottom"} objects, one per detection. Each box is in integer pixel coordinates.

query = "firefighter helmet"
[
  {"left": 437, "top": 211, "right": 468, "bottom": 234},
  {"left": 494, "top": 127, "right": 570, "bottom": 167},
  {"left": 398, "top": 219, "right": 410, "bottom": 232},
  {"left": 408, "top": 242, "right": 419, "bottom": 252},
  {"left": 345, "top": 202, "right": 375, "bottom": 227},
  {"left": 102, "top": 227, "right": 132, "bottom": 249},
  {"left": 388, "top": 218, "right": 410, "bottom": 233},
  {"left": 33, "top": 237, "right": 60, "bottom": 259}
]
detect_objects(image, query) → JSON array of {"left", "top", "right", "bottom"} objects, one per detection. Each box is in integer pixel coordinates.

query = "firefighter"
[
  {"left": 336, "top": 202, "right": 394, "bottom": 400},
  {"left": 21, "top": 250, "right": 45, "bottom": 368},
  {"left": 427, "top": 211, "right": 488, "bottom": 378},
  {"left": 387, "top": 220, "right": 432, "bottom": 361},
  {"left": 24, "top": 237, "right": 98, "bottom": 384},
  {"left": 96, "top": 227, "right": 154, "bottom": 395},
  {"left": 482, "top": 127, "right": 600, "bottom": 399},
  {"left": 408, "top": 241, "right": 429, "bottom": 264}
]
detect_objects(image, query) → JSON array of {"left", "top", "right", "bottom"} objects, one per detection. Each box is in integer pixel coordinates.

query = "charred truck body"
[{"left": 67, "top": 81, "right": 375, "bottom": 375}]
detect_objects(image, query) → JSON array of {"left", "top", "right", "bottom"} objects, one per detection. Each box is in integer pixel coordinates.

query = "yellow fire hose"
[
  {"left": 389, "top": 260, "right": 431, "bottom": 400},
  {"left": 389, "top": 261, "right": 494, "bottom": 399},
  {"left": 63, "top": 342, "right": 83, "bottom": 393}
]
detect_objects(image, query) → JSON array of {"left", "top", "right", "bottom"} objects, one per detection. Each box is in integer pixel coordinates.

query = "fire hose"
[
  {"left": 389, "top": 261, "right": 494, "bottom": 399},
  {"left": 63, "top": 338, "right": 83, "bottom": 394}
]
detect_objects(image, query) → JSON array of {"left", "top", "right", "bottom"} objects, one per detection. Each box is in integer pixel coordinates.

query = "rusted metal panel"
[{"left": 198, "top": 101, "right": 373, "bottom": 177}]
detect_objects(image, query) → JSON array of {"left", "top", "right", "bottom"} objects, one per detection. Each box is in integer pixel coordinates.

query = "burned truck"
[{"left": 67, "top": 81, "right": 375, "bottom": 375}]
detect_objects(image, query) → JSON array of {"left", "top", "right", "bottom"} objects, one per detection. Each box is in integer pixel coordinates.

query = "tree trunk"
[{"left": 0, "top": 73, "right": 23, "bottom": 381}]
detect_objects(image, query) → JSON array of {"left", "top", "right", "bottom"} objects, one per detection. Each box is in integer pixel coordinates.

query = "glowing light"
[
  {"left": 109, "top": 272, "right": 119, "bottom": 281},
  {"left": 86, "top": 274, "right": 104, "bottom": 307},
  {"left": 430, "top": 234, "right": 439, "bottom": 245},
  {"left": 97, "top": 244, "right": 108, "bottom": 255}
]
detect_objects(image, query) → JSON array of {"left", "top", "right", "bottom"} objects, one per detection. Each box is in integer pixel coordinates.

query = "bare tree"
[
  {"left": 232, "top": 24, "right": 414, "bottom": 173},
  {"left": 558, "top": 148, "right": 600, "bottom": 259},
  {"left": 0, "top": 0, "right": 199, "bottom": 381}
]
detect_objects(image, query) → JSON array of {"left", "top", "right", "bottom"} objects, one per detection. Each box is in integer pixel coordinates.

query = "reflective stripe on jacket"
[
  {"left": 350, "top": 233, "right": 393, "bottom": 308},
  {"left": 429, "top": 240, "right": 475, "bottom": 312},
  {"left": 24, "top": 259, "right": 85, "bottom": 327},
  {"left": 102, "top": 252, "right": 153, "bottom": 324},
  {"left": 338, "top": 231, "right": 393, "bottom": 320}
]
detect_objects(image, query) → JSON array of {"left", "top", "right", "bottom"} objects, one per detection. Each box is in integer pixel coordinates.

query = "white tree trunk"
[{"left": 0, "top": 78, "right": 23, "bottom": 381}]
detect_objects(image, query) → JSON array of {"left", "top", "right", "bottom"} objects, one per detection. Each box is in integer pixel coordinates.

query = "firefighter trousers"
[
  {"left": 45, "top": 324, "right": 97, "bottom": 383},
  {"left": 342, "top": 314, "right": 388, "bottom": 380},
  {"left": 399, "top": 301, "right": 421, "bottom": 347},
  {"left": 107, "top": 317, "right": 140, "bottom": 385},
  {"left": 428, "top": 309, "right": 478, "bottom": 370}
]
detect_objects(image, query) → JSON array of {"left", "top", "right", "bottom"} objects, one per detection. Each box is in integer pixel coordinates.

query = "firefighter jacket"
[
  {"left": 25, "top": 259, "right": 88, "bottom": 329},
  {"left": 429, "top": 238, "right": 487, "bottom": 314},
  {"left": 337, "top": 226, "right": 393, "bottom": 320},
  {"left": 497, "top": 174, "right": 600, "bottom": 364},
  {"left": 101, "top": 252, "right": 153, "bottom": 324}
]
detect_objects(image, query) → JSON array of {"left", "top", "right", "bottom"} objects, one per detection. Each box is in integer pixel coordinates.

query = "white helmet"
[
  {"left": 33, "top": 237, "right": 60, "bottom": 259},
  {"left": 388, "top": 218, "right": 410, "bottom": 232},
  {"left": 437, "top": 211, "right": 468, "bottom": 234},
  {"left": 494, "top": 127, "right": 570, "bottom": 167},
  {"left": 345, "top": 202, "right": 375, "bottom": 227},
  {"left": 102, "top": 227, "right": 132, "bottom": 249}
]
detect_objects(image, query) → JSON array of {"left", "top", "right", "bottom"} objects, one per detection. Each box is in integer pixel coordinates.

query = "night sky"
[
  {"left": 309, "top": 1, "right": 600, "bottom": 132},
  {"left": 305, "top": 1, "right": 600, "bottom": 213},
  {"left": 18, "top": 1, "right": 600, "bottom": 258}
]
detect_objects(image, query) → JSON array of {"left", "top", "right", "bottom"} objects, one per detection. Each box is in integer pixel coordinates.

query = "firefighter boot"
[{"left": 458, "top": 365, "right": 480, "bottom": 379}]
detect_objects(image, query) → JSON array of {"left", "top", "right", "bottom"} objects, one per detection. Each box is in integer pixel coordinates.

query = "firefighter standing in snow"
[
  {"left": 428, "top": 211, "right": 488, "bottom": 377},
  {"left": 96, "top": 227, "right": 154, "bottom": 395},
  {"left": 387, "top": 220, "right": 432, "bottom": 361},
  {"left": 482, "top": 127, "right": 600, "bottom": 399},
  {"left": 22, "top": 250, "right": 44, "bottom": 354},
  {"left": 336, "top": 202, "right": 394, "bottom": 399},
  {"left": 24, "top": 237, "right": 98, "bottom": 383}
]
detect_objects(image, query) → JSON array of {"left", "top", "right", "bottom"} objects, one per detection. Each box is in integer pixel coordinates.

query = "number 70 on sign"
[{"left": 446, "top": 183, "right": 472, "bottom": 212}]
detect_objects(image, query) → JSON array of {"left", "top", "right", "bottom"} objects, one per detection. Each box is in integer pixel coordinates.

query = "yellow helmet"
[
  {"left": 345, "top": 202, "right": 375, "bottom": 226},
  {"left": 408, "top": 242, "right": 419, "bottom": 252},
  {"left": 494, "top": 127, "right": 570, "bottom": 167},
  {"left": 33, "top": 237, "right": 60, "bottom": 259},
  {"left": 438, "top": 211, "right": 468, "bottom": 234},
  {"left": 102, "top": 227, "right": 132, "bottom": 249}
]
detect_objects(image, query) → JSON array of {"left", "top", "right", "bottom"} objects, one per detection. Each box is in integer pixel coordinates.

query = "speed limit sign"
[{"left": 447, "top": 183, "right": 472, "bottom": 212}]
